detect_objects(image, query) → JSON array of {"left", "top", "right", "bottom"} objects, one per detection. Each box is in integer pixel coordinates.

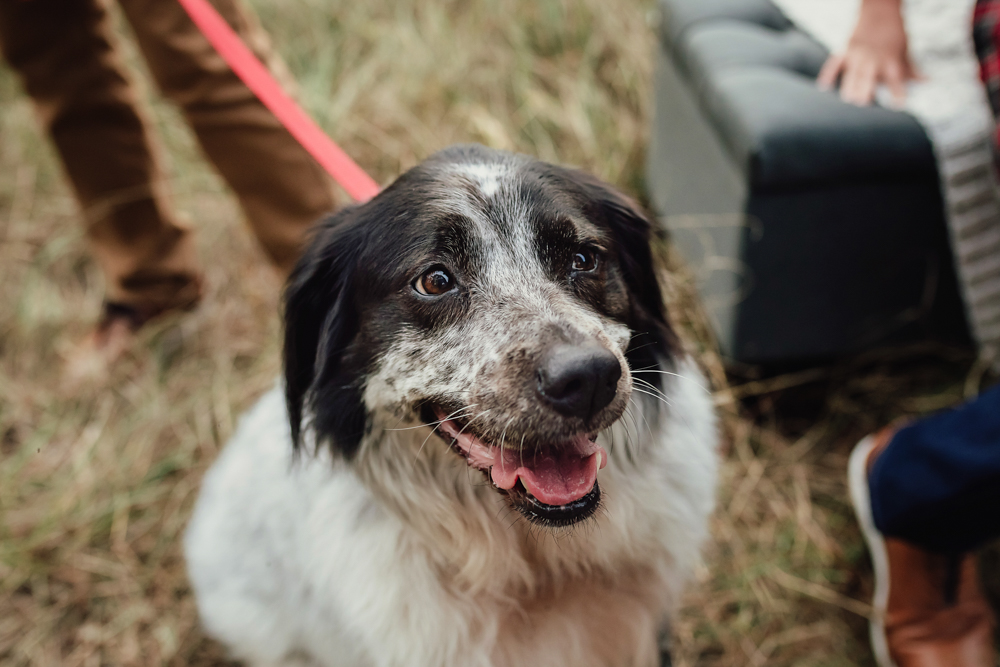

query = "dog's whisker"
[
  {"left": 446, "top": 409, "right": 494, "bottom": 472},
  {"left": 454, "top": 408, "right": 492, "bottom": 438},
  {"left": 604, "top": 423, "right": 616, "bottom": 456},
  {"left": 631, "top": 369, "right": 711, "bottom": 394},
  {"left": 519, "top": 433, "right": 527, "bottom": 476},
  {"left": 627, "top": 399, "right": 648, "bottom": 460},
  {"left": 629, "top": 389, "right": 672, "bottom": 448},
  {"left": 392, "top": 404, "right": 479, "bottom": 432},
  {"left": 498, "top": 415, "right": 515, "bottom": 456},
  {"left": 626, "top": 393, "right": 657, "bottom": 444},
  {"left": 624, "top": 340, "right": 659, "bottom": 356},
  {"left": 408, "top": 404, "right": 479, "bottom": 464},
  {"left": 387, "top": 411, "right": 410, "bottom": 433},
  {"left": 450, "top": 408, "right": 495, "bottom": 461},
  {"left": 502, "top": 506, "right": 522, "bottom": 533},
  {"left": 622, "top": 404, "right": 640, "bottom": 463},
  {"left": 632, "top": 376, "right": 666, "bottom": 393},
  {"left": 636, "top": 378, "right": 702, "bottom": 448},
  {"left": 631, "top": 386, "right": 674, "bottom": 409},
  {"left": 630, "top": 362, "right": 660, "bottom": 371},
  {"left": 494, "top": 415, "right": 516, "bottom": 479},
  {"left": 411, "top": 405, "right": 481, "bottom": 463},
  {"left": 621, "top": 404, "right": 634, "bottom": 461},
  {"left": 632, "top": 378, "right": 675, "bottom": 407},
  {"left": 414, "top": 429, "right": 442, "bottom": 463}
]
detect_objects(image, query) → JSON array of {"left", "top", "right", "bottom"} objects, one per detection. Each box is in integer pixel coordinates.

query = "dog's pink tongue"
[{"left": 491, "top": 435, "right": 606, "bottom": 506}]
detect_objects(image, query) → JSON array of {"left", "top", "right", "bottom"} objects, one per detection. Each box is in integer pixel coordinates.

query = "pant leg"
[
  {"left": 870, "top": 383, "right": 1000, "bottom": 553},
  {"left": 0, "top": 0, "right": 202, "bottom": 310},
  {"left": 116, "top": 0, "right": 336, "bottom": 276}
]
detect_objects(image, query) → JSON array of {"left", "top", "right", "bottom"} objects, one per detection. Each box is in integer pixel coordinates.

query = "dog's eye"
[
  {"left": 571, "top": 249, "right": 599, "bottom": 273},
  {"left": 414, "top": 268, "right": 454, "bottom": 296}
]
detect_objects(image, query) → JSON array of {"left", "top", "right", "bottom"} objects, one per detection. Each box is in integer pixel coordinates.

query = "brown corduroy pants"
[{"left": 0, "top": 0, "right": 335, "bottom": 310}]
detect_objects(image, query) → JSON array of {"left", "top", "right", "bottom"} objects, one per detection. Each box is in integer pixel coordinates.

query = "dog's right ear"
[{"left": 282, "top": 208, "right": 365, "bottom": 452}]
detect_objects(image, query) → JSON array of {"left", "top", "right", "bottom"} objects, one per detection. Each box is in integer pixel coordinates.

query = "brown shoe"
[
  {"left": 849, "top": 428, "right": 997, "bottom": 667},
  {"left": 63, "top": 291, "right": 202, "bottom": 384},
  {"left": 88, "top": 301, "right": 173, "bottom": 358}
]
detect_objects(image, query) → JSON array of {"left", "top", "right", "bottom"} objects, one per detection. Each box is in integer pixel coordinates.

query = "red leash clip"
[{"left": 176, "top": 0, "right": 380, "bottom": 203}]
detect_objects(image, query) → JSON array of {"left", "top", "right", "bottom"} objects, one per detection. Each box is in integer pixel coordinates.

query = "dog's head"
[{"left": 284, "top": 145, "right": 674, "bottom": 528}]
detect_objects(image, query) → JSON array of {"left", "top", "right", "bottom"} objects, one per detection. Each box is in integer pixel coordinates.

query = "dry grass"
[{"left": 0, "top": 1, "right": 996, "bottom": 665}]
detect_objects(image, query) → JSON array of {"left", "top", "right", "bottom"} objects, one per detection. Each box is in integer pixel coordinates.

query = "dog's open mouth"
[{"left": 429, "top": 407, "right": 608, "bottom": 526}]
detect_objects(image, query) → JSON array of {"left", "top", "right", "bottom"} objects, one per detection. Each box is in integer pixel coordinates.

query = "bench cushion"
[
  {"left": 659, "top": 0, "right": 792, "bottom": 45},
  {"left": 659, "top": 0, "right": 938, "bottom": 190}
]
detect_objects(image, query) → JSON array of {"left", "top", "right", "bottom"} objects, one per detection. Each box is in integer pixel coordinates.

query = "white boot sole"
[{"left": 848, "top": 434, "right": 895, "bottom": 667}]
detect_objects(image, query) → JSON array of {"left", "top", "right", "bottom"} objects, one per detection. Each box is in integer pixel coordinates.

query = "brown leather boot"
[
  {"left": 849, "top": 428, "right": 997, "bottom": 667},
  {"left": 63, "top": 282, "right": 203, "bottom": 384}
]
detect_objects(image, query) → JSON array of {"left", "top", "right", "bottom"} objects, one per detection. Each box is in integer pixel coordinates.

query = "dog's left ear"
[
  {"left": 283, "top": 208, "right": 367, "bottom": 455},
  {"left": 570, "top": 171, "right": 672, "bottom": 331}
]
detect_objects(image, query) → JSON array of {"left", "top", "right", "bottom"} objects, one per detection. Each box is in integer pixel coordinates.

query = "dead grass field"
[{"left": 1, "top": 0, "right": 997, "bottom": 665}]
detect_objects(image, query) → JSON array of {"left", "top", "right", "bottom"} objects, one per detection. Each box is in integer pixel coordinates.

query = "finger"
[
  {"left": 843, "top": 59, "right": 877, "bottom": 106},
  {"left": 839, "top": 55, "right": 863, "bottom": 103},
  {"left": 884, "top": 61, "right": 907, "bottom": 107},
  {"left": 858, "top": 63, "right": 879, "bottom": 106},
  {"left": 817, "top": 54, "right": 845, "bottom": 90}
]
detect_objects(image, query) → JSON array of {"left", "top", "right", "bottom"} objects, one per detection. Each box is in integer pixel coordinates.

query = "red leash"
[{"left": 176, "top": 0, "right": 380, "bottom": 202}]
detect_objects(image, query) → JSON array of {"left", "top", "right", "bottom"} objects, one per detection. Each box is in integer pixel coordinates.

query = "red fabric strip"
[{"left": 176, "top": 0, "right": 380, "bottom": 202}]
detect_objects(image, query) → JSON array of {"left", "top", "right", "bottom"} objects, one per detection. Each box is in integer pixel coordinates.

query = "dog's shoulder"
[
  {"left": 184, "top": 384, "right": 332, "bottom": 590},
  {"left": 183, "top": 384, "right": 384, "bottom": 663},
  {"left": 185, "top": 386, "right": 293, "bottom": 557}
]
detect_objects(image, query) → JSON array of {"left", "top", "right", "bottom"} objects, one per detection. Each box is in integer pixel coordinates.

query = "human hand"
[{"left": 816, "top": 0, "right": 919, "bottom": 107}]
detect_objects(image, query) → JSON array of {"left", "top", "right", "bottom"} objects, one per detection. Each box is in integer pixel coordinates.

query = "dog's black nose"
[{"left": 537, "top": 344, "right": 622, "bottom": 421}]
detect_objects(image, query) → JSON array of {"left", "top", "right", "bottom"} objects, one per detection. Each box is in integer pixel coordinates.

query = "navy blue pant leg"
[{"left": 869, "top": 383, "right": 1000, "bottom": 553}]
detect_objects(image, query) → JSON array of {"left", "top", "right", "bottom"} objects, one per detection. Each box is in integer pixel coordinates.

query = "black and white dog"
[{"left": 184, "top": 145, "right": 718, "bottom": 667}]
